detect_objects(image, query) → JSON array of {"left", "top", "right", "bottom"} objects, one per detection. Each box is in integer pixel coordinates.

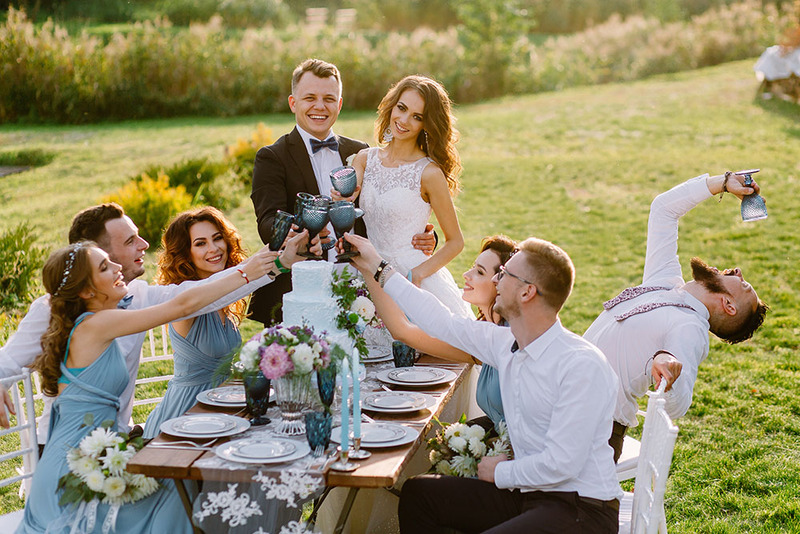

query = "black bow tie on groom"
[{"left": 310, "top": 137, "right": 339, "bottom": 154}]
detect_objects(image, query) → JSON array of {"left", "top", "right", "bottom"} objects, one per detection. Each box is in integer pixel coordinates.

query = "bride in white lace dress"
[{"left": 347, "top": 75, "right": 473, "bottom": 318}]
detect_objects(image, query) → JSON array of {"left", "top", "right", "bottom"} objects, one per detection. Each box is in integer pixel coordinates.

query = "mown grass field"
[{"left": 2, "top": 59, "right": 800, "bottom": 531}]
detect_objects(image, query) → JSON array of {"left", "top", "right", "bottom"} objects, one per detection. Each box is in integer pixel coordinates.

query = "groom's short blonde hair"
[
  {"left": 516, "top": 237, "right": 574, "bottom": 312},
  {"left": 291, "top": 59, "right": 342, "bottom": 95}
]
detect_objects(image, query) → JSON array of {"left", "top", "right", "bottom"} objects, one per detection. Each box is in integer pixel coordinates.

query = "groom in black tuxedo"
[{"left": 250, "top": 58, "right": 434, "bottom": 324}]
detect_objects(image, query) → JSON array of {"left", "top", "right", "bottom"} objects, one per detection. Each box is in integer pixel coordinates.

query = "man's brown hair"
[
  {"left": 68, "top": 203, "right": 125, "bottom": 246},
  {"left": 291, "top": 58, "right": 342, "bottom": 94}
]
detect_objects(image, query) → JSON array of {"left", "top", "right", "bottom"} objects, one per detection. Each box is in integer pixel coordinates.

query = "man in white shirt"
[
  {"left": 0, "top": 203, "right": 281, "bottom": 441},
  {"left": 249, "top": 58, "right": 434, "bottom": 324},
  {"left": 345, "top": 234, "right": 621, "bottom": 533},
  {"left": 583, "top": 171, "right": 769, "bottom": 461}
]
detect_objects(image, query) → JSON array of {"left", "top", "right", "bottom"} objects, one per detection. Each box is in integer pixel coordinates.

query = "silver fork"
[
  {"left": 313, "top": 444, "right": 325, "bottom": 458},
  {"left": 150, "top": 437, "right": 220, "bottom": 448}
]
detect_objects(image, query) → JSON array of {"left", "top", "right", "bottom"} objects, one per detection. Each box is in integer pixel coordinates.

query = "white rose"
[
  {"left": 448, "top": 436, "right": 467, "bottom": 454},
  {"left": 466, "top": 425, "right": 486, "bottom": 441},
  {"left": 312, "top": 342, "right": 322, "bottom": 355},
  {"left": 84, "top": 470, "right": 106, "bottom": 492},
  {"left": 239, "top": 339, "right": 261, "bottom": 371},
  {"left": 103, "top": 447, "right": 129, "bottom": 476},
  {"left": 350, "top": 296, "right": 375, "bottom": 322},
  {"left": 103, "top": 476, "right": 126, "bottom": 499},
  {"left": 468, "top": 437, "right": 487, "bottom": 457},
  {"left": 290, "top": 344, "right": 315, "bottom": 374}
]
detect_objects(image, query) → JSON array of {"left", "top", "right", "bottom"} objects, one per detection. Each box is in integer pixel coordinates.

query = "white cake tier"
[{"left": 290, "top": 261, "right": 334, "bottom": 299}]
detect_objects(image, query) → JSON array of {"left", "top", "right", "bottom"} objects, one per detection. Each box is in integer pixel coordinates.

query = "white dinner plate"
[
  {"left": 216, "top": 438, "right": 310, "bottom": 465},
  {"left": 331, "top": 423, "right": 419, "bottom": 449},
  {"left": 160, "top": 414, "right": 250, "bottom": 439},
  {"left": 196, "top": 386, "right": 274, "bottom": 408},
  {"left": 363, "top": 392, "right": 428, "bottom": 411},
  {"left": 376, "top": 367, "right": 457, "bottom": 388},
  {"left": 362, "top": 352, "right": 393, "bottom": 364}
]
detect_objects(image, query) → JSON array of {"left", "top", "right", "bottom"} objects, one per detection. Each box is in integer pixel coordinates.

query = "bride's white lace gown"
[{"left": 360, "top": 147, "right": 473, "bottom": 319}]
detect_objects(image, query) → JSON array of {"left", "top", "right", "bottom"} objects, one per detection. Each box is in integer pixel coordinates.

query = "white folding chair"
[
  {"left": 133, "top": 326, "right": 174, "bottom": 409},
  {"left": 618, "top": 381, "right": 678, "bottom": 534},
  {"left": 1, "top": 368, "right": 39, "bottom": 529}
]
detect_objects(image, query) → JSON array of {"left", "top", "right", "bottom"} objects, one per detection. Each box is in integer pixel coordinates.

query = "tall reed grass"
[{"left": 0, "top": 1, "right": 795, "bottom": 124}]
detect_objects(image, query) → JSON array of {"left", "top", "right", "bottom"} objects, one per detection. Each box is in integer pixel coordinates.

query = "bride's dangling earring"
[
  {"left": 422, "top": 130, "right": 429, "bottom": 150},
  {"left": 382, "top": 127, "right": 393, "bottom": 144}
]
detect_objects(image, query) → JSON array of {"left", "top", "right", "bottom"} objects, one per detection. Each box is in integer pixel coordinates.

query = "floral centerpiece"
[
  {"left": 57, "top": 417, "right": 159, "bottom": 531},
  {"left": 237, "top": 324, "right": 336, "bottom": 436},
  {"left": 426, "top": 415, "right": 513, "bottom": 477},
  {"left": 331, "top": 268, "right": 382, "bottom": 358}
]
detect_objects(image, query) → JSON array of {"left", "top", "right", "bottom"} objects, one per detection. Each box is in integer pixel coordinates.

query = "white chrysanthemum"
[
  {"left": 127, "top": 473, "right": 159, "bottom": 496},
  {"left": 450, "top": 454, "right": 478, "bottom": 477},
  {"left": 85, "top": 470, "right": 106, "bottom": 492},
  {"left": 468, "top": 437, "right": 487, "bottom": 457},
  {"left": 290, "top": 343, "right": 315, "bottom": 374},
  {"left": 239, "top": 339, "right": 261, "bottom": 371},
  {"left": 448, "top": 436, "right": 467, "bottom": 454},
  {"left": 278, "top": 327, "right": 297, "bottom": 342},
  {"left": 466, "top": 425, "right": 486, "bottom": 441},
  {"left": 80, "top": 429, "right": 112, "bottom": 457},
  {"left": 351, "top": 296, "right": 375, "bottom": 322},
  {"left": 74, "top": 455, "right": 100, "bottom": 477},
  {"left": 103, "top": 476, "right": 126, "bottom": 499},
  {"left": 429, "top": 449, "right": 442, "bottom": 465},
  {"left": 496, "top": 421, "right": 510, "bottom": 441},
  {"left": 435, "top": 460, "right": 453, "bottom": 475},
  {"left": 66, "top": 448, "right": 83, "bottom": 472},
  {"left": 444, "top": 422, "right": 468, "bottom": 441},
  {"left": 102, "top": 447, "right": 128, "bottom": 476},
  {"left": 488, "top": 440, "right": 510, "bottom": 457}
]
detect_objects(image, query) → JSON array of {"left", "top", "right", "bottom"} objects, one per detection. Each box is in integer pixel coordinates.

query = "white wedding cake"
[{"left": 283, "top": 261, "right": 353, "bottom": 352}]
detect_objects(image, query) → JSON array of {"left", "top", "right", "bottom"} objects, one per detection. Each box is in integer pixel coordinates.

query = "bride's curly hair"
[
  {"left": 34, "top": 242, "right": 96, "bottom": 397},
  {"left": 155, "top": 207, "right": 248, "bottom": 324},
  {"left": 375, "top": 75, "right": 462, "bottom": 196}
]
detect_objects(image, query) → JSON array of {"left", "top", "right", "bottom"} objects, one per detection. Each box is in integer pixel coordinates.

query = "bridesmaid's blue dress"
[
  {"left": 17, "top": 313, "right": 193, "bottom": 534},
  {"left": 143, "top": 312, "right": 240, "bottom": 438},
  {"left": 475, "top": 365, "right": 505, "bottom": 428}
]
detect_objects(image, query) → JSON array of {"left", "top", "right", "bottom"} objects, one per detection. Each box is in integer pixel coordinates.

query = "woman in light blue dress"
[
  {"left": 144, "top": 207, "right": 247, "bottom": 438},
  {"left": 364, "top": 235, "right": 516, "bottom": 430},
  {"left": 18, "top": 231, "right": 308, "bottom": 533}
]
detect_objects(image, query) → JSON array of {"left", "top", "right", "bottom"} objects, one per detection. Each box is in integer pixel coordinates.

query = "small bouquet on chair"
[
  {"left": 426, "top": 415, "right": 513, "bottom": 478},
  {"left": 57, "top": 416, "right": 158, "bottom": 533}
]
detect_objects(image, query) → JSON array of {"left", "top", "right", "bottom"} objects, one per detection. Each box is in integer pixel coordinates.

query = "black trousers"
[
  {"left": 609, "top": 422, "right": 628, "bottom": 464},
  {"left": 399, "top": 475, "right": 618, "bottom": 534}
]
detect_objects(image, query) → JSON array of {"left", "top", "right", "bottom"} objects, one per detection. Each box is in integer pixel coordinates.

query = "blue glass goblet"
[
  {"left": 392, "top": 341, "right": 416, "bottom": 368},
  {"left": 305, "top": 411, "right": 333, "bottom": 455},
  {"left": 330, "top": 166, "right": 358, "bottom": 197},
  {"left": 328, "top": 201, "right": 358, "bottom": 262},
  {"left": 317, "top": 363, "right": 337, "bottom": 410},
  {"left": 298, "top": 207, "right": 328, "bottom": 259},
  {"left": 294, "top": 192, "right": 315, "bottom": 231},
  {"left": 269, "top": 210, "right": 295, "bottom": 251},
  {"left": 243, "top": 371, "right": 271, "bottom": 426}
]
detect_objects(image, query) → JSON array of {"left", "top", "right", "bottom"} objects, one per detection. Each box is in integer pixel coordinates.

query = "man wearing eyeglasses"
[
  {"left": 344, "top": 233, "right": 622, "bottom": 533},
  {"left": 583, "top": 171, "right": 769, "bottom": 462}
]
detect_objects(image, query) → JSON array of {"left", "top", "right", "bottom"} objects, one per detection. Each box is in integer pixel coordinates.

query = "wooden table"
[{"left": 128, "top": 356, "right": 473, "bottom": 533}]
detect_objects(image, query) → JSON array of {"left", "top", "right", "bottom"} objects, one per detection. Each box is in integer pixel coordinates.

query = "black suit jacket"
[{"left": 249, "top": 127, "right": 368, "bottom": 325}]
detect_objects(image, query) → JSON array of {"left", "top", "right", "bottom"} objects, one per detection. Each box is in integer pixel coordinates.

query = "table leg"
[
  {"left": 175, "top": 479, "right": 204, "bottom": 534},
  {"left": 333, "top": 487, "right": 360, "bottom": 534},
  {"left": 307, "top": 486, "right": 333, "bottom": 526}
]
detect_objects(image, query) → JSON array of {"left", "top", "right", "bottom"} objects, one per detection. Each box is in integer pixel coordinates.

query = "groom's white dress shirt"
[
  {"left": 297, "top": 125, "right": 342, "bottom": 262},
  {"left": 584, "top": 174, "right": 713, "bottom": 428},
  {"left": 0, "top": 268, "right": 274, "bottom": 443},
  {"left": 384, "top": 274, "right": 622, "bottom": 502}
]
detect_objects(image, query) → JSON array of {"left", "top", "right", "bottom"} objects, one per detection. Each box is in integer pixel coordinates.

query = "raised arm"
[
  {"left": 251, "top": 145, "right": 286, "bottom": 245},
  {"left": 362, "top": 269, "right": 477, "bottom": 363},
  {"left": 0, "top": 295, "right": 51, "bottom": 379},
  {"left": 410, "top": 165, "right": 464, "bottom": 285}
]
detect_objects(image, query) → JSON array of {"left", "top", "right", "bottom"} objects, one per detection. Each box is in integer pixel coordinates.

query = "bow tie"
[
  {"left": 117, "top": 294, "right": 134, "bottom": 309},
  {"left": 310, "top": 137, "right": 338, "bottom": 154}
]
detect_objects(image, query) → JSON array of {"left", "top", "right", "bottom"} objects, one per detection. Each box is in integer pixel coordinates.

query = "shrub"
[
  {"left": 137, "top": 157, "right": 235, "bottom": 209},
  {"left": 102, "top": 174, "right": 192, "bottom": 246},
  {"left": 224, "top": 122, "right": 274, "bottom": 185},
  {"left": 0, "top": 224, "right": 48, "bottom": 312},
  {"left": 0, "top": 148, "right": 56, "bottom": 167}
]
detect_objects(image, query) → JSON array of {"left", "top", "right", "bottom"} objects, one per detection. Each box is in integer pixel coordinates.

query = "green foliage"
[
  {"left": 102, "top": 174, "right": 192, "bottom": 246},
  {"left": 156, "top": 0, "right": 291, "bottom": 28},
  {"left": 0, "top": 224, "right": 48, "bottom": 312},
  {"left": 0, "top": 148, "right": 55, "bottom": 167},
  {"left": 1, "top": 2, "right": 794, "bottom": 123},
  {"left": 137, "top": 157, "right": 236, "bottom": 210}
]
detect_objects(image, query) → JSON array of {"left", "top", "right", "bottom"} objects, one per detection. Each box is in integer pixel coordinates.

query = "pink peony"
[{"left": 258, "top": 343, "right": 294, "bottom": 380}]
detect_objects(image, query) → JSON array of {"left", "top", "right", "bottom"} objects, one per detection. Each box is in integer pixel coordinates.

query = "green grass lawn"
[{"left": 2, "top": 59, "right": 800, "bottom": 531}]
